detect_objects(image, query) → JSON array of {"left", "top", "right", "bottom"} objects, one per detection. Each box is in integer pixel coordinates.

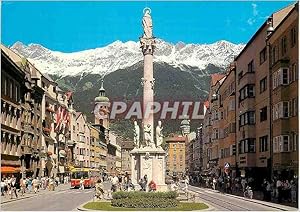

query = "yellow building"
[
  {"left": 90, "top": 125, "right": 98, "bottom": 168},
  {"left": 165, "top": 135, "right": 186, "bottom": 177}
]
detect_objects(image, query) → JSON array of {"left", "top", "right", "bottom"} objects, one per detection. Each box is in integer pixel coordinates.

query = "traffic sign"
[{"left": 224, "top": 162, "right": 230, "bottom": 168}]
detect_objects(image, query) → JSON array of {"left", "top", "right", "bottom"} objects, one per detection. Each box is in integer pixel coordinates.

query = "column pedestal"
[{"left": 130, "top": 147, "right": 168, "bottom": 191}]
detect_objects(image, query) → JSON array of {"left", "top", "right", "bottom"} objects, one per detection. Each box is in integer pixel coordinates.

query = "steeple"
[
  {"left": 95, "top": 77, "right": 109, "bottom": 102},
  {"left": 99, "top": 78, "right": 105, "bottom": 97}
]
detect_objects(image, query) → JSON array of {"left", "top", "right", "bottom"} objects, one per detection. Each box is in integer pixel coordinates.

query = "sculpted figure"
[
  {"left": 142, "top": 8, "right": 153, "bottom": 38},
  {"left": 144, "top": 124, "right": 152, "bottom": 147},
  {"left": 156, "top": 121, "right": 163, "bottom": 148},
  {"left": 133, "top": 121, "right": 140, "bottom": 148}
]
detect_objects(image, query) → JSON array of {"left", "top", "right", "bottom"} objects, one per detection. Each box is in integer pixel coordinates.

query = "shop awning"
[{"left": 1, "top": 166, "right": 20, "bottom": 173}]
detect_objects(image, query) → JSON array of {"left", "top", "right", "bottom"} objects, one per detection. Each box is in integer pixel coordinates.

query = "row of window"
[
  {"left": 273, "top": 134, "right": 298, "bottom": 153},
  {"left": 238, "top": 138, "right": 256, "bottom": 154},
  {"left": 270, "top": 27, "right": 297, "bottom": 65},
  {"left": 272, "top": 99, "right": 298, "bottom": 120},
  {"left": 239, "top": 111, "right": 255, "bottom": 127},
  {"left": 239, "top": 84, "right": 255, "bottom": 101},
  {"left": 1, "top": 73, "right": 21, "bottom": 103}
]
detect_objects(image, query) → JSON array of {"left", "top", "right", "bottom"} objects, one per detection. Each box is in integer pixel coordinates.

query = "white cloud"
[
  {"left": 247, "top": 18, "right": 255, "bottom": 26},
  {"left": 252, "top": 3, "right": 258, "bottom": 16},
  {"left": 247, "top": 3, "right": 259, "bottom": 26}
]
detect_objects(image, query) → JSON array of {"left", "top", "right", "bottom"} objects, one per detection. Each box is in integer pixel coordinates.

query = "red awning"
[{"left": 1, "top": 166, "right": 20, "bottom": 173}]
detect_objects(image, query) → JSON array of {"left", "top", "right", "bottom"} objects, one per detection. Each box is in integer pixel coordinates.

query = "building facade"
[
  {"left": 165, "top": 135, "right": 186, "bottom": 177},
  {"left": 268, "top": 4, "right": 298, "bottom": 178}
]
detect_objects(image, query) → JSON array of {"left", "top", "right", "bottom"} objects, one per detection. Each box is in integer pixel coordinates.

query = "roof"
[
  {"left": 43, "top": 73, "right": 55, "bottom": 83},
  {"left": 165, "top": 135, "right": 185, "bottom": 143},
  {"left": 95, "top": 96, "right": 110, "bottom": 102},
  {"left": 211, "top": 74, "right": 226, "bottom": 86}
]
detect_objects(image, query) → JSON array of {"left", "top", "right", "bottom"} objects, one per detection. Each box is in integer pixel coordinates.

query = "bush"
[
  {"left": 112, "top": 191, "right": 178, "bottom": 200},
  {"left": 111, "top": 198, "right": 179, "bottom": 208}
]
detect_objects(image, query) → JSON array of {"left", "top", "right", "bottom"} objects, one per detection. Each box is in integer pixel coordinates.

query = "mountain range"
[
  {"left": 11, "top": 40, "right": 245, "bottom": 138},
  {"left": 11, "top": 39, "right": 244, "bottom": 77}
]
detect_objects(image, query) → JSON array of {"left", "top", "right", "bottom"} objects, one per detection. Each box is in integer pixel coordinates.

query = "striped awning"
[{"left": 1, "top": 166, "right": 20, "bottom": 173}]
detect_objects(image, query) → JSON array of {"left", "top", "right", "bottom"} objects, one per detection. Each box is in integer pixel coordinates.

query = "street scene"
[{"left": 1, "top": 1, "right": 299, "bottom": 211}]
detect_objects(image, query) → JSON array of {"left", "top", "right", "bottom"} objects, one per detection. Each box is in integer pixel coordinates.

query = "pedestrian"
[
  {"left": 0, "top": 178, "right": 5, "bottom": 196},
  {"left": 27, "top": 177, "right": 32, "bottom": 193},
  {"left": 184, "top": 176, "right": 189, "bottom": 193},
  {"left": 111, "top": 175, "right": 119, "bottom": 192},
  {"left": 262, "top": 179, "right": 267, "bottom": 201},
  {"left": 10, "top": 175, "right": 18, "bottom": 199},
  {"left": 143, "top": 175, "right": 148, "bottom": 190},
  {"left": 266, "top": 180, "right": 272, "bottom": 201},
  {"left": 148, "top": 180, "right": 157, "bottom": 192},
  {"left": 290, "top": 180, "right": 297, "bottom": 203},
  {"left": 95, "top": 179, "right": 104, "bottom": 199},
  {"left": 212, "top": 177, "right": 217, "bottom": 190},
  {"left": 33, "top": 178, "right": 39, "bottom": 193},
  {"left": 79, "top": 177, "right": 85, "bottom": 190},
  {"left": 276, "top": 178, "right": 283, "bottom": 203},
  {"left": 20, "top": 178, "right": 26, "bottom": 196},
  {"left": 241, "top": 177, "right": 247, "bottom": 192}
]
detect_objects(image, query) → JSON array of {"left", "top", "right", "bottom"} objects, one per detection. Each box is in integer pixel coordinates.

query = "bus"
[{"left": 70, "top": 168, "right": 101, "bottom": 188}]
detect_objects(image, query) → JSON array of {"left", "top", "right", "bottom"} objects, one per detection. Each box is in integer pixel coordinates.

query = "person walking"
[
  {"left": 20, "top": 178, "right": 26, "bottom": 196},
  {"left": 1, "top": 178, "right": 5, "bottom": 196},
  {"left": 10, "top": 175, "right": 18, "bottom": 199},
  {"left": 276, "top": 178, "right": 283, "bottom": 203},
  {"left": 291, "top": 180, "right": 297, "bottom": 203},
  {"left": 27, "top": 177, "right": 32, "bottom": 193},
  {"left": 79, "top": 177, "right": 85, "bottom": 190}
]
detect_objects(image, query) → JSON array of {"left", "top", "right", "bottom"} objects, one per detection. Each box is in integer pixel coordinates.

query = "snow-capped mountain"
[{"left": 11, "top": 39, "right": 244, "bottom": 77}]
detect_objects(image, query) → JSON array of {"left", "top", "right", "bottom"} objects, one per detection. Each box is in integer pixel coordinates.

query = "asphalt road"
[
  {"left": 1, "top": 181, "right": 112, "bottom": 211},
  {"left": 189, "top": 185, "right": 298, "bottom": 211}
]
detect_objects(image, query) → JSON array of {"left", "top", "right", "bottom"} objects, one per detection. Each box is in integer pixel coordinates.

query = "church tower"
[{"left": 94, "top": 78, "right": 110, "bottom": 129}]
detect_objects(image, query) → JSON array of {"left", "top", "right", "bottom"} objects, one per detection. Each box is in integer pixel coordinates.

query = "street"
[
  {"left": 1, "top": 181, "right": 111, "bottom": 211},
  {"left": 189, "top": 186, "right": 297, "bottom": 211},
  {"left": 1, "top": 187, "right": 93, "bottom": 211}
]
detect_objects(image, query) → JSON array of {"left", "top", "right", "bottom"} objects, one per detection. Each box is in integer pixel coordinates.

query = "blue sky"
[{"left": 2, "top": 1, "right": 293, "bottom": 52}]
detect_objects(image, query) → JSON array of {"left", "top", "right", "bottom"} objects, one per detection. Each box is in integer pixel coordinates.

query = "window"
[
  {"left": 273, "top": 135, "right": 290, "bottom": 153},
  {"left": 293, "top": 134, "right": 298, "bottom": 151},
  {"left": 260, "top": 48, "right": 267, "bottom": 64},
  {"left": 291, "top": 27, "right": 297, "bottom": 47},
  {"left": 271, "top": 46, "right": 276, "bottom": 65},
  {"left": 281, "top": 36, "right": 287, "bottom": 56},
  {"left": 289, "top": 63, "right": 297, "bottom": 83},
  {"left": 228, "top": 99, "right": 235, "bottom": 111},
  {"left": 273, "top": 68, "right": 289, "bottom": 89},
  {"left": 259, "top": 136, "right": 268, "bottom": 152},
  {"left": 9, "top": 79, "right": 13, "bottom": 99},
  {"left": 239, "top": 138, "right": 256, "bottom": 154},
  {"left": 1, "top": 75, "right": 6, "bottom": 96},
  {"left": 282, "top": 68, "right": 289, "bottom": 84},
  {"left": 238, "top": 71, "right": 243, "bottom": 82},
  {"left": 248, "top": 60, "right": 254, "bottom": 73},
  {"left": 239, "top": 111, "right": 255, "bottom": 127},
  {"left": 239, "top": 84, "right": 255, "bottom": 101},
  {"left": 273, "top": 101, "right": 289, "bottom": 120},
  {"left": 260, "top": 77, "right": 267, "bottom": 93},
  {"left": 213, "top": 128, "right": 219, "bottom": 140},
  {"left": 260, "top": 107, "right": 267, "bottom": 122},
  {"left": 290, "top": 98, "right": 298, "bottom": 117}
]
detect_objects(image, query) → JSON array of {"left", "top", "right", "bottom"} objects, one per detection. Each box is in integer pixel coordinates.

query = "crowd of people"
[
  {"left": 1, "top": 174, "right": 70, "bottom": 199},
  {"left": 188, "top": 174, "right": 298, "bottom": 205}
]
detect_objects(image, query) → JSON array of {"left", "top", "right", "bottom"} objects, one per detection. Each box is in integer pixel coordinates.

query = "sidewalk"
[
  {"left": 0, "top": 183, "right": 70, "bottom": 204},
  {"left": 190, "top": 185, "right": 298, "bottom": 210}
]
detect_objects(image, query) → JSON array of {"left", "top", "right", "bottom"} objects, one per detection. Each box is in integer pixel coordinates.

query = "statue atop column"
[
  {"left": 144, "top": 124, "right": 152, "bottom": 147},
  {"left": 156, "top": 120, "right": 163, "bottom": 148},
  {"left": 142, "top": 8, "right": 153, "bottom": 38},
  {"left": 133, "top": 121, "right": 140, "bottom": 148}
]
